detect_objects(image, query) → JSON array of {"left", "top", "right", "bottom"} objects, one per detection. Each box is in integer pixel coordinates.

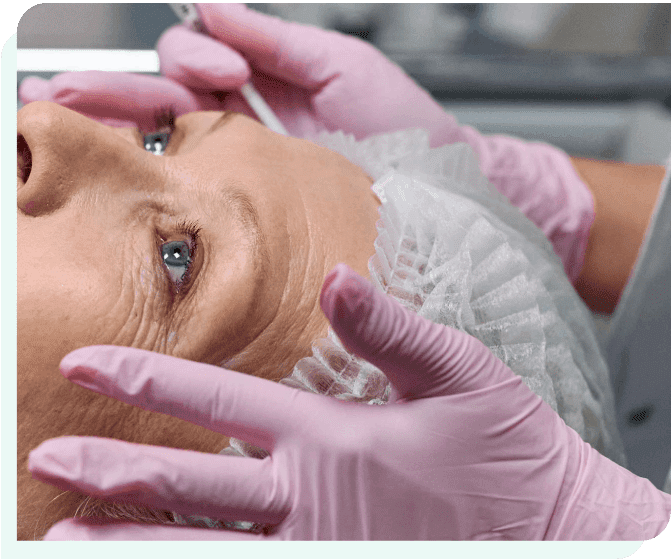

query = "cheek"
[
  {"left": 17, "top": 274, "right": 109, "bottom": 456},
  {"left": 17, "top": 272, "right": 99, "bottom": 421},
  {"left": 17, "top": 244, "right": 131, "bottom": 417},
  {"left": 19, "top": 256, "right": 103, "bottom": 350}
]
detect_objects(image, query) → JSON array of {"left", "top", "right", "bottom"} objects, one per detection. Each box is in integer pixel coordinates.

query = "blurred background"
[{"left": 17, "top": 3, "right": 671, "bottom": 166}]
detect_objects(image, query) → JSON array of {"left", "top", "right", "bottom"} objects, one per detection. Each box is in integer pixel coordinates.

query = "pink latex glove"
[
  {"left": 18, "top": 4, "right": 593, "bottom": 283},
  {"left": 29, "top": 264, "right": 670, "bottom": 540}
]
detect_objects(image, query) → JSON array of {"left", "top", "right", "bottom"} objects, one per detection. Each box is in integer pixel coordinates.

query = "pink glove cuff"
[
  {"left": 505, "top": 141, "right": 595, "bottom": 284},
  {"left": 439, "top": 119, "right": 595, "bottom": 283}
]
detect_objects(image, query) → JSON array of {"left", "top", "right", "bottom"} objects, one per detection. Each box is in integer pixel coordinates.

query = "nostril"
[{"left": 17, "top": 134, "right": 32, "bottom": 184}]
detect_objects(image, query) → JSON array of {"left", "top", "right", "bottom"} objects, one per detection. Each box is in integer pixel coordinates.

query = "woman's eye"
[
  {"left": 144, "top": 131, "right": 171, "bottom": 156},
  {"left": 144, "top": 107, "right": 176, "bottom": 155},
  {"left": 161, "top": 240, "right": 191, "bottom": 286}
]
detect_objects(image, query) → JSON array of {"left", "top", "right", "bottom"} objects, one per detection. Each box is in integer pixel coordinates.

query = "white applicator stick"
[{"left": 168, "top": 3, "right": 289, "bottom": 135}]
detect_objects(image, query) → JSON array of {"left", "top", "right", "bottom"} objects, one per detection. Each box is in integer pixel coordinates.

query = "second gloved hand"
[{"left": 29, "top": 264, "right": 670, "bottom": 540}]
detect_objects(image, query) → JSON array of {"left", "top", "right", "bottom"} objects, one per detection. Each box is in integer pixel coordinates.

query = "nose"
[{"left": 17, "top": 101, "right": 147, "bottom": 215}]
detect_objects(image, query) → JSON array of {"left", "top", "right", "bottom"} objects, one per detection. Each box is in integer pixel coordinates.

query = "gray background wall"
[{"left": 16, "top": 3, "right": 671, "bottom": 56}]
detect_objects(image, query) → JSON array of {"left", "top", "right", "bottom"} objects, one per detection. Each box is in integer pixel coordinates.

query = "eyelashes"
[
  {"left": 159, "top": 218, "right": 202, "bottom": 295},
  {"left": 144, "top": 106, "right": 177, "bottom": 155}
]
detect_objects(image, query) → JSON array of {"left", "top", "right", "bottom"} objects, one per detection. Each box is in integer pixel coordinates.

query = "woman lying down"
[{"left": 17, "top": 101, "right": 626, "bottom": 537}]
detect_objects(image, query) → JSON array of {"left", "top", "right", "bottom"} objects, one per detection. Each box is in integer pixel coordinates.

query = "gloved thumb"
[{"left": 320, "top": 264, "right": 517, "bottom": 401}]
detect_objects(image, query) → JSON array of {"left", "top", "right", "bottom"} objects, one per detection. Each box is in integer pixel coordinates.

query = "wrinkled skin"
[{"left": 17, "top": 101, "right": 380, "bottom": 539}]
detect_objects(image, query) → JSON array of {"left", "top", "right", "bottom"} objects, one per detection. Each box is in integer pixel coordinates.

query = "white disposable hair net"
[{"left": 176, "top": 129, "right": 627, "bottom": 531}]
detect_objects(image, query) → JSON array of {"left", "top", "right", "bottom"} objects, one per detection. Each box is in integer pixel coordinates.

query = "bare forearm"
[{"left": 570, "top": 157, "right": 666, "bottom": 314}]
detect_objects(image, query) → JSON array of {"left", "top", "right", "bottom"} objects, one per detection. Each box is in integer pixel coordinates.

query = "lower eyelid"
[{"left": 165, "top": 264, "right": 189, "bottom": 286}]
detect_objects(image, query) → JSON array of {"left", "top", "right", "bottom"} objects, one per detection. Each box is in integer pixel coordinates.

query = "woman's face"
[{"left": 17, "top": 101, "right": 380, "bottom": 538}]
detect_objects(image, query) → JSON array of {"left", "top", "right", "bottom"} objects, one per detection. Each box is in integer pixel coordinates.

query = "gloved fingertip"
[
  {"left": 18, "top": 76, "right": 51, "bottom": 103},
  {"left": 204, "top": 60, "right": 251, "bottom": 90},
  {"left": 320, "top": 264, "right": 372, "bottom": 326},
  {"left": 156, "top": 22, "right": 192, "bottom": 43},
  {"left": 27, "top": 446, "right": 41, "bottom": 472},
  {"left": 27, "top": 437, "right": 75, "bottom": 479},
  {"left": 319, "top": 263, "right": 344, "bottom": 309},
  {"left": 59, "top": 347, "right": 102, "bottom": 384},
  {"left": 198, "top": 2, "right": 248, "bottom": 22},
  {"left": 319, "top": 264, "right": 347, "bottom": 321},
  {"left": 42, "top": 520, "right": 72, "bottom": 540},
  {"left": 42, "top": 518, "right": 90, "bottom": 541}
]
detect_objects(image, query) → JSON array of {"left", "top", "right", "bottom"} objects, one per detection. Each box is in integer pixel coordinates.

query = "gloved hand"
[
  {"left": 18, "top": 3, "right": 592, "bottom": 282},
  {"left": 18, "top": 3, "right": 449, "bottom": 142},
  {"left": 30, "top": 264, "right": 670, "bottom": 540}
]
